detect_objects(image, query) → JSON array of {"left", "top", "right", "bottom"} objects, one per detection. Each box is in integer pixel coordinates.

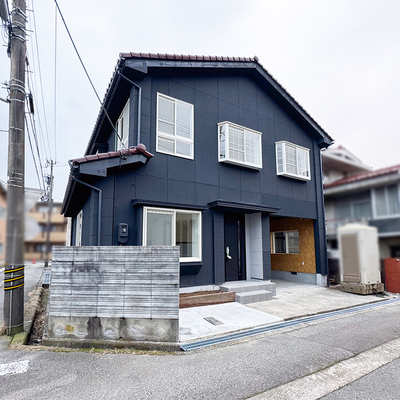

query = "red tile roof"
[
  {"left": 72, "top": 144, "right": 153, "bottom": 166},
  {"left": 324, "top": 164, "right": 400, "bottom": 188}
]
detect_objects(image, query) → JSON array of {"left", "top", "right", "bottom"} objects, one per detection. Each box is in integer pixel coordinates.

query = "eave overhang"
[
  {"left": 85, "top": 53, "right": 334, "bottom": 156},
  {"left": 324, "top": 172, "right": 400, "bottom": 197}
]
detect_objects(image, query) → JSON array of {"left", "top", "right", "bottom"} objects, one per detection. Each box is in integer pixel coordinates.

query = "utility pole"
[
  {"left": 44, "top": 160, "right": 54, "bottom": 268},
  {"left": 3, "top": 0, "right": 27, "bottom": 335}
]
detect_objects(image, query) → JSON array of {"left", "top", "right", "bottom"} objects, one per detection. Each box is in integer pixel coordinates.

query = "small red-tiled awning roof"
[
  {"left": 324, "top": 164, "right": 400, "bottom": 189},
  {"left": 62, "top": 144, "right": 153, "bottom": 216},
  {"left": 71, "top": 144, "right": 153, "bottom": 166}
]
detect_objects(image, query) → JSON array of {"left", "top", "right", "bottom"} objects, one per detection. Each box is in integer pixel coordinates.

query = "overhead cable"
[{"left": 53, "top": 0, "right": 122, "bottom": 142}]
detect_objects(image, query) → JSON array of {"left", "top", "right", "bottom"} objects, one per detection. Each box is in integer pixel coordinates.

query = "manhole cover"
[{"left": 204, "top": 317, "right": 223, "bottom": 326}]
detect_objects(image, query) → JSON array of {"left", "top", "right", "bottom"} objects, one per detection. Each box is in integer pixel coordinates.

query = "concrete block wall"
[{"left": 47, "top": 246, "right": 180, "bottom": 343}]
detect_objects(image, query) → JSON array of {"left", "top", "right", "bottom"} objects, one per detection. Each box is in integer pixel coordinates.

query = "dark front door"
[{"left": 224, "top": 213, "right": 246, "bottom": 281}]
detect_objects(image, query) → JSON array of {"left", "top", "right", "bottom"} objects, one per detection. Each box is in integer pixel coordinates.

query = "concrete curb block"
[
  {"left": 8, "top": 286, "right": 43, "bottom": 348},
  {"left": 281, "top": 295, "right": 393, "bottom": 322},
  {"left": 41, "top": 337, "right": 182, "bottom": 352}
]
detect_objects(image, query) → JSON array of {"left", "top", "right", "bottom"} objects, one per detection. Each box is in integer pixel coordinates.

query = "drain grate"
[{"left": 204, "top": 317, "right": 223, "bottom": 325}]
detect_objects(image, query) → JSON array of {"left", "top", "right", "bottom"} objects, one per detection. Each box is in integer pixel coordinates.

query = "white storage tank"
[{"left": 338, "top": 223, "right": 384, "bottom": 294}]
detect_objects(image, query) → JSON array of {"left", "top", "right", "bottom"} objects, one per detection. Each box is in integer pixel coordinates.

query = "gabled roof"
[
  {"left": 84, "top": 52, "right": 334, "bottom": 156},
  {"left": 322, "top": 145, "right": 371, "bottom": 174},
  {"left": 324, "top": 164, "right": 400, "bottom": 189}
]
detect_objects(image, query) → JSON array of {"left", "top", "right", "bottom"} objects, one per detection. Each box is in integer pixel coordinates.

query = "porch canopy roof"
[{"left": 208, "top": 200, "right": 280, "bottom": 214}]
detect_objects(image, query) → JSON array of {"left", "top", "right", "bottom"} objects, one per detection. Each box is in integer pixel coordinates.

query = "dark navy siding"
[{"left": 79, "top": 69, "right": 327, "bottom": 286}]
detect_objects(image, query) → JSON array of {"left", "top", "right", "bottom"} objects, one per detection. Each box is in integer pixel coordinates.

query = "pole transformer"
[{"left": 3, "top": 0, "right": 27, "bottom": 335}]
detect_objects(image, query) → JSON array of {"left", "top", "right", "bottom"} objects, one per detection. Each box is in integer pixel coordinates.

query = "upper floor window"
[
  {"left": 156, "top": 93, "right": 194, "bottom": 159},
  {"left": 335, "top": 191, "right": 372, "bottom": 221},
  {"left": 374, "top": 184, "right": 400, "bottom": 217},
  {"left": 0, "top": 204, "right": 6, "bottom": 219},
  {"left": 218, "top": 122, "right": 262, "bottom": 170},
  {"left": 115, "top": 99, "right": 130, "bottom": 150},
  {"left": 276, "top": 141, "right": 310, "bottom": 181},
  {"left": 272, "top": 231, "right": 300, "bottom": 254}
]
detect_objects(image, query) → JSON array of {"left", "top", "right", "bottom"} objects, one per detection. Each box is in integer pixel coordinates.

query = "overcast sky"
[{"left": 0, "top": 0, "right": 399, "bottom": 201}]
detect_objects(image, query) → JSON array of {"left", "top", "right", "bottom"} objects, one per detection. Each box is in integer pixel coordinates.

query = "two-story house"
[
  {"left": 324, "top": 162, "right": 400, "bottom": 281},
  {"left": 61, "top": 53, "right": 333, "bottom": 289}
]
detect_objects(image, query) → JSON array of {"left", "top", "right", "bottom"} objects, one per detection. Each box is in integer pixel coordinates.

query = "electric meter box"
[{"left": 338, "top": 223, "right": 384, "bottom": 294}]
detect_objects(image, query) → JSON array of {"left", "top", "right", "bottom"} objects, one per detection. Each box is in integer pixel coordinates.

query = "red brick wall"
[{"left": 384, "top": 258, "right": 400, "bottom": 294}]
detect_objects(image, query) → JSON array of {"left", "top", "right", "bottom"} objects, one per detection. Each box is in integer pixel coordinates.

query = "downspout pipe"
[
  {"left": 117, "top": 71, "right": 142, "bottom": 144},
  {"left": 68, "top": 161, "right": 102, "bottom": 246}
]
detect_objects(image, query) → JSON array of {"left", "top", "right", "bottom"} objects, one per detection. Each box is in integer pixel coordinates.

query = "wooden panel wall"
[{"left": 270, "top": 218, "right": 316, "bottom": 274}]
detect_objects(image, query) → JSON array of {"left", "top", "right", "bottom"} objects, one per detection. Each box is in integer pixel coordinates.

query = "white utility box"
[{"left": 338, "top": 223, "right": 384, "bottom": 294}]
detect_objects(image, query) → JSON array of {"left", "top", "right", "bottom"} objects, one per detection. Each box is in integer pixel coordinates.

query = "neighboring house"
[
  {"left": 0, "top": 181, "right": 6, "bottom": 266},
  {"left": 322, "top": 145, "right": 371, "bottom": 185},
  {"left": 24, "top": 202, "right": 68, "bottom": 262},
  {"left": 324, "top": 161, "right": 400, "bottom": 282},
  {"left": 62, "top": 52, "right": 333, "bottom": 288}
]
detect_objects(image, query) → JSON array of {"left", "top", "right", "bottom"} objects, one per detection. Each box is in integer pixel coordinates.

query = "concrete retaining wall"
[{"left": 46, "top": 246, "right": 180, "bottom": 343}]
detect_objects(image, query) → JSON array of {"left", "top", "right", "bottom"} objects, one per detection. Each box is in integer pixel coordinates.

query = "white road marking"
[
  {"left": 0, "top": 360, "right": 30, "bottom": 376},
  {"left": 252, "top": 337, "right": 400, "bottom": 400}
]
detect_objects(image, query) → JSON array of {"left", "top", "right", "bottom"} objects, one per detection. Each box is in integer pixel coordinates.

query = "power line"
[
  {"left": 25, "top": 57, "right": 46, "bottom": 189},
  {"left": 25, "top": 114, "right": 44, "bottom": 190},
  {"left": 29, "top": 0, "right": 52, "bottom": 160},
  {"left": 53, "top": 0, "right": 122, "bottom": 143},
  {"left": 53, "top": 4, "right": 57, "bottom": 162}
]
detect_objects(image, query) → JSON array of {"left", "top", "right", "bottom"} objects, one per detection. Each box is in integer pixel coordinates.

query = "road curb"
[{"left": 8, "top": 286, "right": 43, "bottom": 348}]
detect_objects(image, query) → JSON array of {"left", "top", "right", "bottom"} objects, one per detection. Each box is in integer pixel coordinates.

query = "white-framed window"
[
  {"left": 218, "top": 121, "right": 262, "bottom": 170},
  {"left": 272, "top": 231, "right": 300, "bottom": 254},
  {"left": 115, "top": 99, "right": 130, "bottom": 150},
  {"left": 143, "top": 207, "right": 201, "bottom": 262},
  {"left": 373, "top": 184, "right": 400, "bottom": 218},
  {"left": 276, "top": 141, "right": 311, "bottom": 181},
  {"left": 75, "top": 210, "right": 83, "bottom": 246},
  {"left": 156, "top": 93, "right": 194, "bottom": 159}
]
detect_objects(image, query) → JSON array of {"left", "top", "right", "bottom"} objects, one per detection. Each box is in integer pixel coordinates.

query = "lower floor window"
[
  {"left": 143, "top": 207, "right": 202, "bottom": 262},
  {"left": 272, "top": 231, "right": 300, "bottom": 254}
]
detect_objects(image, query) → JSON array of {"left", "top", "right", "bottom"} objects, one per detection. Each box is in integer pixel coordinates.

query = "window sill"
[
  {"left": 219, "top": 159, "right": 262, "bottom": 171},
  {"left": 277, "top": 172, "right": 310, "bottom": 181}
]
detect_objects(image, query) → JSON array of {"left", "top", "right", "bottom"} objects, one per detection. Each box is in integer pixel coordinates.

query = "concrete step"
[
  {"left": 235, "top": 290, "right": 273, "bottom": 305},
  {"left": 220, "top": 281, "right": 276, "bottom": 296}
]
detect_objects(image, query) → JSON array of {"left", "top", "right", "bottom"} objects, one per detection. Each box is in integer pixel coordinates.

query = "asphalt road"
[
  {"left": 322, "top": 357, "right": 400, "bottom": 400},
  {"left": 0, "top": 263, "right": 45, "bottom": 327},
  {"left": 0, "top": 300, "right": 400, "bottom": 399}
]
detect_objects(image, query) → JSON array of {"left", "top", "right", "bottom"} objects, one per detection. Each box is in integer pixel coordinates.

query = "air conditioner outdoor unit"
[{"left": 338, "top": 223, "right": 384, "bottom": 294}]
